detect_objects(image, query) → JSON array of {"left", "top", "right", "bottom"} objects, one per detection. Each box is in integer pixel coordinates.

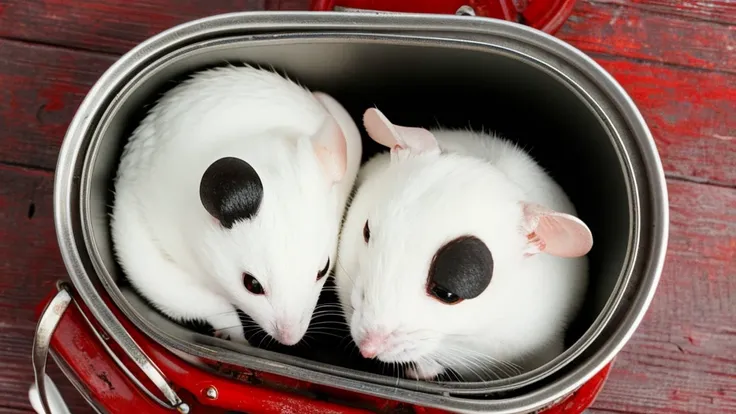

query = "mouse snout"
[
  {"left": 358, "top": 330, "right": 391, "bottom": 359},
  {"left": 271, "top": 319, "right": 301, "bottom": 346}
]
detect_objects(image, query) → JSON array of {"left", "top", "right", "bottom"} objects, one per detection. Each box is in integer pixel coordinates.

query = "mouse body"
[
  {"left": 112, "top": 66, "right": 362, "bottom": 346},
  {"left": 335, "top": 108, "right": 591, "bottom": 380}
]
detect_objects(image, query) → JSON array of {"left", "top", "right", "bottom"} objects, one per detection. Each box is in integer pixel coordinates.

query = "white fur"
[
  {"left": 111, "top": 66, "right": 361, "bottom": 345},
  {"left": 336, "top": 129, "right": 587, "bottom": 380}
]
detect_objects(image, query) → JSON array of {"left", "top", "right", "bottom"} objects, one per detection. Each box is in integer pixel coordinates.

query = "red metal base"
[
  {"left": 36, "top": 284, "right": 611, "bottom": 414},
  {"left": 309, "top": 0, "right": 578, "bottom": 34}
]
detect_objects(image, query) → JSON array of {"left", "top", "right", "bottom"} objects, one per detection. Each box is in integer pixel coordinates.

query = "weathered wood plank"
[
  {"left": 0, "top": 39, "right": 117, "bottom": 171},
  {"left": 0, "top": 0, "right": 267, "bottom": 54},
  {"left": 559, "top": 1, "right": 736, "bottom": 73},
  {"left": 1, "top": 38, "right": 734, "bottom": 185},
  {"left": 0, "top": 164, "right": 94, "bottom": 413},
  {"left": 0, "top": 326, "right": 94, "bottom": 413},
  {"left": 0, "top": 0, "right": 733, "bottom": 74},
  {"left": 598, "top": 58, "right": 736, "bottom": 187},
  {"left": 589, "top": 0, "right": 736, "bottom": 25},
  {"left": 591, "top": 178, "right": 736, "bottom": 413},
  {"left": 0, "top": 166, "right": 66, "bottom": 323},
  {"left": 0, "top": 408, "right": 37, "bottom": 414},
  {"left": 0, "top": 164, "right": 734, "bottom": 412}
]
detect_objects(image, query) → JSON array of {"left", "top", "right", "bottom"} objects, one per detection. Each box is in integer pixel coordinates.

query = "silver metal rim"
[
  {"left": 81, "top": 31, "right": 634, "bottom": 395},
  {"left": 54, "top": 11, "right": 669, "bottom": 414}
]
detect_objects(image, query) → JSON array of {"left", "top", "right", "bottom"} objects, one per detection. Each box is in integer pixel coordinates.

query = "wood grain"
[
  {"left": 588, "top": 0, "right": 736, "bottom": 25},
  {"left": 0, "top": 165, "right": 66, "bottom": 323},
  {"left": 0, "top": 164, "right": 93, "bottom": 413},
  {"left": 598, "top": 58, "right": 736, "bottom": 187},
  {"left": 0, "top": 408, "right": 34, "bottom": 414},
  {"left": 1, "top": 38, "right": 734, "bottom": 186},
  {"left": 0, "top": 0, "right": 268, "bottom": 54},
  {"left": 0, "top": 0, "right": 732, "bottom": 74},
  {"left": 590, "top": 179, "right": 736, "bottom": 413},
  {"left": 1, "top": 163, "right": 734, "bottom": 412},
  {"left": 0, "top": 0, "right": 256, "bottom": 54},
  {"left": 0, "top": 39, "right": 117, "bottom": 171},
  {"left": 559, "top": 1, "right": 736, "bottom": 73},
  {"left": 0, "top": 326, "right": 94, "bottom": 413}
]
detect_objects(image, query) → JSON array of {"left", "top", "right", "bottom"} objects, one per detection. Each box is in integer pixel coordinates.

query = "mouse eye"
[
  {"left": 363, "top": 220, "right": 370, "bottom": 243},
  {"left": 427, "top": 282, "right": 463, "bottom": 305},
  {"left": 317, "top": 258, "right": 330, "bottom": 281},
  {"left": 243, "top": 273, "right": 265, "bottom": 295}
]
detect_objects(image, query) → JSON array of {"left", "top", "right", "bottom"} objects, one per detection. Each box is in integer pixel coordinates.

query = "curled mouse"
[
  {"left": 111, "top": 66, "right": 362, "bottom": 346},
  {"left": 335, "top": 108, "right": 592, "bottom": 380}
]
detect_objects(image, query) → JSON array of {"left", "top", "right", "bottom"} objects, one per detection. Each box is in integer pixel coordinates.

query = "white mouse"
[
  {"left": 335, "top": 108, "right": 592, "bottom": 381},
  {"left": 111, "top": 66, "right": 362, "bottom": 346}
]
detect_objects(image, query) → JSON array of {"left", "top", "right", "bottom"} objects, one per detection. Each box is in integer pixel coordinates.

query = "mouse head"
[
  {"left": 337, "top": 109, "right": 592, "bottom": 365},
  {"left": 198, "top": 111, "right": 347, "bottom": 346}
]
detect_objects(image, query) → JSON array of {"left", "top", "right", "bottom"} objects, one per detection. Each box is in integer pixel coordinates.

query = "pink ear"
[
  {"left": 521, "top": 202, "right": 593, "bottom": 258},
  {"left": 363, "top": 108, "right": 438, "bottom": 154},
  {"left": 311, "top": 115, "right": 347, "bottom": 184}
]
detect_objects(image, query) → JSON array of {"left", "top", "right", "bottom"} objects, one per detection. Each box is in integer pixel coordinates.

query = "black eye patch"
[
  {"left": 199, "top": 157, "right": 263, "bottom": 229},
  {"left": 427, "top": 235, "right": 494, "bottom": 301}
]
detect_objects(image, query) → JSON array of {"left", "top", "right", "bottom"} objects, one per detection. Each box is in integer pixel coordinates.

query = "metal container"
[
  {"left": 34, "top": 9, "right": 668, "bottom": 414},
  {"left": 309, "top": 0, "right": 579, "bottom": 34}
]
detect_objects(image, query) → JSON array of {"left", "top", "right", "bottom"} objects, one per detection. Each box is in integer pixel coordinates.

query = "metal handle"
[
  {"left": 31, "top": 288, "right": 73, "bottom": 414},
  {"left": 29, "top": 373, "right": 72, "bottom": 414},
  {"left": 333, "top": 4, "right": 478, "bottom": 16},
  {"left": 30, "top": 283, "right": 190, "bottom": 413}
]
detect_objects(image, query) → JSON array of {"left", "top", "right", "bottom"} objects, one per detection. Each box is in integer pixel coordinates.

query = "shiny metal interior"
[{"left": 54, "top": 12, "right": 668, "bottom": 413}]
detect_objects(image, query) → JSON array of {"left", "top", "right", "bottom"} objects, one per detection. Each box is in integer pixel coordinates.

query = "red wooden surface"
[{"left": 0, "top": 0, "right": 734, "bottom": 413}]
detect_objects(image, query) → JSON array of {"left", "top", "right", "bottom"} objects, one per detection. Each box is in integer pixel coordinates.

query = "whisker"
[
  {"left": 336, "top": 258, "right": 356, "bottom": 284},
  {"left": 438, "top": 352, "right": 492, "bottom": 381},
  {"left": 440, "top": 345, "right": 522, "bottom": 380},
  {"left": 308, "top": 328, "right": 348, "bottom": 336},
  {"left": 311, "top": 310, "right": 346, "bottom": 317},
  {"left": 257, "top": 334, "right": 269, "bottom": 348},
  {"left": 200, "top": 309, "right": 241, "bottom": 318},
  {"left": 313, "top": 303, "right": 344, "bottom": 309},
  {"left": 307, "top": 331, "right": 350, "bottom": 340},
  {"left": 308, "top": 321, "right": 348, "bottom": 327}
]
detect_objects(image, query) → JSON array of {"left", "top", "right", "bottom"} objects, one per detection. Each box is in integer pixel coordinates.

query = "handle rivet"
[
  {"left": 456, "top": 5, "right": 476, "bottom": 16},
  {"left": 178, "top": 403, "right": 190, "bottom": 413},
  {"left": 205, "top": 386, "right": 218, "bottom": 399}
]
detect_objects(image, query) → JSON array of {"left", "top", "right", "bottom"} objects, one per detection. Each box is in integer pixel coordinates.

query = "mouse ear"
[
  {"left": 309, "top": 103, "right": 347, "bottom": 184},
  {"left": 520, "top": 202, "right": 593, "bottom": 258},
  {"left": 363, "top": 108, "right": 439, "bottom": 155},
  {"left": 200, "top": 157, "right": 263, "bottom": 229}
]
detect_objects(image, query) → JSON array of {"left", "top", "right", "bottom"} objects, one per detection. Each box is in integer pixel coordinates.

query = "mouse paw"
[
  {"left": 405, "top": 360, "right": 444, "bottom": 381},
  {"left": 213, "top": 330, "right": 231, "bottom": 341},
  {"left": 207, "top": 312, "right": 248, "bottom": 345},
  {"left": 213, "top": 328, "right": 250, "bottom": 345}
]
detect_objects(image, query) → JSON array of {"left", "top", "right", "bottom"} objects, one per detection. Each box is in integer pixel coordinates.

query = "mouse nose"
[
  {"left": 274, "top": 320, "right": 301, "bottom": 346},
  {"left": 359, "top": 331, "right": 389, "bottom": 359}
]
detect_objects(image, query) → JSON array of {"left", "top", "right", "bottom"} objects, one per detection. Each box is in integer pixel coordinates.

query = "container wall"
[{"left": 83, "top": 36, "right": 631, "bottom": 392}]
